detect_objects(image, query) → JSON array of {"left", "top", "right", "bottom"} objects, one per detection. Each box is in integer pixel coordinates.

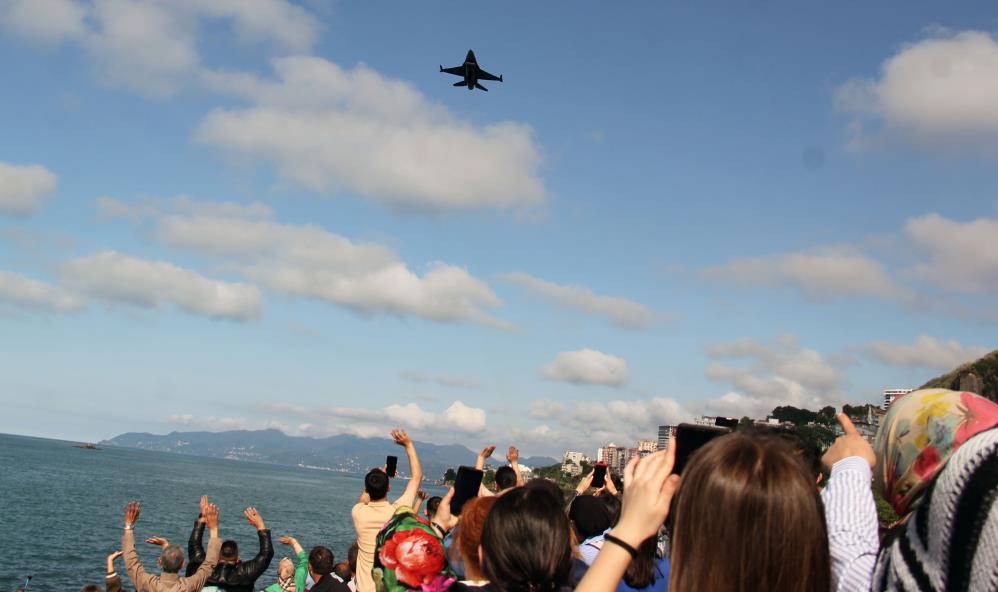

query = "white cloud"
[
  {"left": 0, "top": 162, "right": 57, "bottom": 214},
  {"left": 0, "top": 270, "right": 84, "bottom": 312},
  {"left": 195, "top": 56, "right": 547, "bottom": 211},
  {"left": 530, "top": 396, "right": 689, "bottom": 446},
  {"left": 60, "top": 250, "right": 261, "bottom": 320},
  {"left": 499, "top": 272, "right": 657, "bottom": 329},
  {"left": 262, "top": 399, "right": 488, "bottom": 436},
  {"left": 155, "top": 213, "right": 510, "bottom": 328},
  {"left": 869, "top": 334, "right": 989, "bottom": 371},
  {"left": 835, "top": 30, "right": 998, "bottom": 147},
  {"left": 905, "top": 213, "right": 998, "bottom": 293},
  {"left": 96, "top": 195, "right": 274, "bottom": 221},
  {"left": 540, "top": 349, "right": 630, "bottom": 387},
  {"left": 702, "top": 249, "right": 906, "bottom": 301},
  {"left": 0, "top": 0, "right": 321, "bottom": 97},
  {"left": 702, "top": 336, "right": 844, "bottom": 419}
]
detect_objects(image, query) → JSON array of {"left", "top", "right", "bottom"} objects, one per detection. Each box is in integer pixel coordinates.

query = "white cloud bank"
[
  {"left": 0, "top": 270, "right": 84, "bottom": 312},
  {"left": 499, "top": 272, "right": 657, "bottom": 328},
  {"left": 869, "top": 335, "right": 989, "bottom": 371},
  {"left": 906, "top": 214, "right": 998, "bottom": 294},
  {"left": 540, "top": 349, "right": 630, "bottom": 387},
  {"left": 262, "top": 400, "right": 488, "bottom": 438},
  {"left": 196, "top": 56, "right": 546, "bottom": 211},
  {"left": 61, "top": 250, "right": 262, "bottom": 320},
  {"left": 835, "top": 30, "right": 998, "bottom": 148},
  {"left": 0, "top": 162, "right": 57, "bottom": 214}
]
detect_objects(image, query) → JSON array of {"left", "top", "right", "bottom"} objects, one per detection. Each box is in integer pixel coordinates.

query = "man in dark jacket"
[
  {"left": 186, "top": 497, "right": 273, "bottom": 592},
  {"left": 308, "top": 547, "right": 350, "bottom": 592}
]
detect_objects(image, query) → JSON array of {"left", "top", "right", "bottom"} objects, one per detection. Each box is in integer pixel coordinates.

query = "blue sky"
[{"left": 1, "top": 1, "right": 997, "bottom": 456}]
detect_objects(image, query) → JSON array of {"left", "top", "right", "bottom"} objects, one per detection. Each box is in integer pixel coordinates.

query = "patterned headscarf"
[
  {"left": 373, "top": 507, "right": 454, "bottom": 592},
  {"left": 874, "top": 388, "right": 998, "bottom": 516}
]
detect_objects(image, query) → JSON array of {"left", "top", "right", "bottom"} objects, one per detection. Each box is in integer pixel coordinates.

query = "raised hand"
[
  {"left": 278, "top": 535, "right": 296, "bottom": 546},
  {"left": 244, "top": 507, "right": 266, "bottom": 530},
  {"left": 391, "top": 429, "right": 413, "bottom": 447},
  {"left": 204, "top": 503, "right": 219, "bottom": 534},
  {"left": 106, "top": 550, "right": 123, "bottom": 574},
  {"left": 479, "top": 445, "right": 496, "bottom": 459},
  {"left": 821, "top": 413, "right": 876, "bottom": 470},
  {"left": 576, "top": 471, "right": 594, "bottom": 494},
  {"left": 124, "top": 501, "right": 141, "bottom": 527},
  {"left": 145, "top": 537, "right": 169, "bottom": 548},
  {"left": 613, "top": 439, "right": 681, "bottom": 546},
  {"left": 199, "top": 495, "right": 209, "bottom": 522},
  {"left": 417, "top": 490, "right": 429, "bottom": 502},
  {"left": 433, "top": 488, "right": 459, "bottom": 531},
  {"left": 506, "top": 446, "right": 519, "bottom": 463}
]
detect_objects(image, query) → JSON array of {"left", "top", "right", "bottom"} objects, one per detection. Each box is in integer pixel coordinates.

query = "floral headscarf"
[
  {"left": 373, "top": 506, "right": 454, "bottom": 592},
  {"left": 874, "top": 388, "right": 998, "bottom": 516}
]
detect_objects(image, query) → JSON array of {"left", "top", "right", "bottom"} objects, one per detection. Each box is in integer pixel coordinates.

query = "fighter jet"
[{"left": 440, "top": 50, "right": 502, "bottom": 91}]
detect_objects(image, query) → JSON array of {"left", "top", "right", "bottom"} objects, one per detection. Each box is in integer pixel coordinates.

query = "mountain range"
[{"left": 101, "top": 429, "right": 559, "bottom": 479}]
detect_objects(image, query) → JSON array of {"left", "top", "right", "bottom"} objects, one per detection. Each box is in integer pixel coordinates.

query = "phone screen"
[
  {"left": 591, "top": 463, "right": 608, "bottom": 488},
  {"left": 673, "top": 423, "right": 730, "bottom": 475},
  {"left": 385, "top": 455, "right": 398, "bottom": 477},
  {"left": 451, "top": 466, "right": 484, "bottom": 516}
]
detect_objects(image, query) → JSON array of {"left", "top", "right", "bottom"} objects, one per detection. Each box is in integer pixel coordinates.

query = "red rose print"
[{"left": 378, "top": 528, "right": 445, "bottom": 588}]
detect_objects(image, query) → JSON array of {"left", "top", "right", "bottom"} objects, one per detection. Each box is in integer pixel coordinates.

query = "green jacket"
[{"left": 262, "top": 550, "right": 308, "bottom": 592}]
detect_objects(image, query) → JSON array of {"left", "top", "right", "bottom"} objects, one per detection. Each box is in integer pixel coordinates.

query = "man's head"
[
  {"left": 157, "top": 545, "right": 185, "bottom": 574},
  {"left": 347, "top": 541, "right": 358, "bottom": 574},
  {"left": 278, "top": 557, "right": 294, "bottom": 579},
  {"left": 365, "top": 468, "right": 390, "bottom": 501},
  {"left": 82, "top": 586, "right": 102, "bottom": 592},
  {"left": 425, "top": 495, "right": 442, "bottom": 520},
  {"left": 219, "top": 540, "right": 240, "bottom": 565},
  {"left": 495, "top": 466, "right": 518, "bottom": 491},
  {"left": 308, "top": 546, "right": 335, "bottom": 580}
]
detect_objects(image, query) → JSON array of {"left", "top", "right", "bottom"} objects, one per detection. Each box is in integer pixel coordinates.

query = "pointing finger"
[{"left": 837, "top": 412, "right": 859, "bottom": 437}]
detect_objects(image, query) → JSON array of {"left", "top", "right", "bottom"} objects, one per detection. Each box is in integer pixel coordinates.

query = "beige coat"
[{"left": 123, "top": 529, "right": 220, "bottom": 592}]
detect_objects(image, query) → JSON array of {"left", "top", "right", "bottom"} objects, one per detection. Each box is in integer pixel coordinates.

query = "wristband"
[
  {"left": 603, "top": 534, "right": 638, "bottom": 558},
  {"left": 106, "top": 572, "right": 117, "bottom": 579},
  {"left": 124, "top": 524, "right": 134, "bottom": 530}
]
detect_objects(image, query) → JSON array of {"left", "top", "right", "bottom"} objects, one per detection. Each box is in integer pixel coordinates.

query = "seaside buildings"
[
  {"left": 883, "top": 388, "right": 912, "bottom": 410},
  {"left": 657, "top": 425, "right": 676, "bottom": 450},
  {"left": 637, "top": 439, "right": 657, "bottom": 454}
]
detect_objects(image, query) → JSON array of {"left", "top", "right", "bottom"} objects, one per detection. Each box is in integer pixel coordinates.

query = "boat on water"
[{"left": 73, "top": 442, "right": 102, "bottom": 450}]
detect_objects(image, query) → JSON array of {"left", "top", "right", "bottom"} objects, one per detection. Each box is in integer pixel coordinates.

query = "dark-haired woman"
[{"left": 480, "top": 486, "right": 574, "bottom": 592}]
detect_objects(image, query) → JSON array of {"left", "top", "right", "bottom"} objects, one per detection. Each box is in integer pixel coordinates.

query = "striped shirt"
[{"left": 821, "top": 456, "right": 879, "bottom": 592}]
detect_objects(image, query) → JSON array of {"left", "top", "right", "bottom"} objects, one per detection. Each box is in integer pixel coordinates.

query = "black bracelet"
[{"left": 603, "top": 534, "right": 638, "bottom": 558}]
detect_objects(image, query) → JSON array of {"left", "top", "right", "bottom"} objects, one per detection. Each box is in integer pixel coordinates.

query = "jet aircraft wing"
[
  {"left": 440, "top": 66, "right": 464, "bottom": 76},
  {"left": 477, "top": 69, "right": 502, "bottom": 82}
]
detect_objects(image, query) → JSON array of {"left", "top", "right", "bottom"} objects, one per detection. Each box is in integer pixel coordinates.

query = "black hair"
[
  {"left": 348, "top": 541, "right": 359, "bottom": 572},
  {"left": 622, "top": 537, "right": 660, "bottom": 589},
  {"left": 495, "top": 466, "right": 518, "bottom": 490},
  {"left": 309, "top": 546, "right": 335, "bottom": 574},
  {"left": 365, "top": 468, "right": 390, "bottom": 500},
  {"left": 601, "top": 493, "right": 622, "bottom": 525},
  {"left": 524, "top": 477, "right": 566, "bottom": 506},
  {"left": 426, "top": 496, "right": 442, "bottom": 519},
  {"left": 220, "top": 540, "right": 239, "bottom": 562},
  {"left": 81, "top": 586, "right": 102, "bottom": 592},
  {"left": 481, "top": 486, "right": 573, "bottom": 592}
]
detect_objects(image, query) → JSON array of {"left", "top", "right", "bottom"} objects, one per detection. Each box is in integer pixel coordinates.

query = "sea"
[{"left": 0, "top": 433, "right": 447, "bottom": 591}]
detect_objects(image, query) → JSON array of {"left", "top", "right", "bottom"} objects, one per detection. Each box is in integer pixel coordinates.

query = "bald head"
[{"left": 159, "top": 545, "right": 185, "bottom": 573}]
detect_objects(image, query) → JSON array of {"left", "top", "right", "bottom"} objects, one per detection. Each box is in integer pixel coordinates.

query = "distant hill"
[
  {"left": 101, "top": 429, "right": 558, "bottom": 479},
  {"left": 920, "top": 349, "right": 998, "bottom": 403}
]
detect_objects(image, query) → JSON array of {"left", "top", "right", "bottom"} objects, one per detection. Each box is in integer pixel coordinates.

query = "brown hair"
[
  {"left": 458, "top": 495, "right": 499, "bottom": 575},
  {"left": 669, "top": 432, "right": 830, "bottom": 592}
]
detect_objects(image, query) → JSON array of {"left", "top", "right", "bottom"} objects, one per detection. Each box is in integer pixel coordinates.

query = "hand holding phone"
[
  {"left": 386, "top": 455, "right": 398, "bottom": 478},
  {"left": 591, "top": 462, "right": 608, "bottom": 488},
  {"left": 673, "top": 423, "right": 730, "bottom": 474}
]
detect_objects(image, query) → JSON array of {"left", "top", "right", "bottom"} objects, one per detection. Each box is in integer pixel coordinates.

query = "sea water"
[{"left": 0, "top": 433, "right": 445, "bottom": 590}]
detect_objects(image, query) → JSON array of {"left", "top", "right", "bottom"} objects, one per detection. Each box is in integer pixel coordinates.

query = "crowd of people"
[{"left": 65, "top": 388, "right": 996, "bottom": 592}]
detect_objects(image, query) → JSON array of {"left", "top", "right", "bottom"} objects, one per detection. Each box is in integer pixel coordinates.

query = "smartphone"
[
  {"left": 591, "top": 462, "right": 608, "bottom": 488},
  {"left": 714, "top": 417, "right": 739, "bottom": 429},
  {"left": 673, "top": 423, "right": 731, "bottom": 475},
  {"left": 451, "top": 466, "right": 484, "bottom": 516},
  {"left": 385, "top": 455, "right": 398, "bottom": 478}
]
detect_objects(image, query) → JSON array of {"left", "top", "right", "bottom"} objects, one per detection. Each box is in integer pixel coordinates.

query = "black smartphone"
[
  {"left": 385, "top": 455, "right": 398, "bottom": 477},
  {"left": 591, "top": 462, "right": 608, "bottom": 488},
  {"left": 714, "top": 417, "right": 739, "bottom": 429},
  {"left": 451, "top": 466, "right": 484, "bottom": 516},
  {"left": 673, "top": 423, "right": 731, "bottom": 475}
]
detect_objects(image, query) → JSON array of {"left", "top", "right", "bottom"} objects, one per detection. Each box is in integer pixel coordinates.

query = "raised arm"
[
  {"left": 121, "top": 502, "right": 154, "bottom": 591},
  {"left": 105, "top": 550, "right": 123, "bottom": 592},
  {"left": 237, "top": 507, "right": 275, "bottom": 579},
  {"left": 183, "top": 504, "right": 222, "bottom": 592},
  {"left": 476, "top": 445, "right": 497, "bottom": 496},
  {"left": 185, "top": 496, "right": 209, "bottom": 576},
  {"left": 820, "top": 414, "right": 879, "bottom": 592},
  {"left": 279, "top": 536, "right": 308, "bottom": 592},
  {"left": 391, "top": 429, "right": 423, "bottom": 507},
  {"left": 507, "top": 446, "right": 525, "bottom": 487},
  {"left": 413, "top": 490, "right": 428, "bottom": 515}
]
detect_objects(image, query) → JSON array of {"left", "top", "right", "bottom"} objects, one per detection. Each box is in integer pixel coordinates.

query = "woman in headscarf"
[{"left": 821, "top": 389, "right": 998, "bottom": 592}]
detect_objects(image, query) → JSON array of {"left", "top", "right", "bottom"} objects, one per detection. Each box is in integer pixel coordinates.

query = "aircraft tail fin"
[
  {"left": 453, "top": 80, "right": 468, "bottom": 87},
  {"left": 475, "top": 82, "right": 488, "bottom": 91}
]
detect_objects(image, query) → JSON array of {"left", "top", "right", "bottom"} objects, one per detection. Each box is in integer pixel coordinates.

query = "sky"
[{"left": 1, "top": 0, "right": 997, "bottom": 457}]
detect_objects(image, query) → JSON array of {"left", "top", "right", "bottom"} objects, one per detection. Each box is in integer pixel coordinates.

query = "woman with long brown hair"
[{"left": 575, "top": 431, "right": 830, "bottom": 592}]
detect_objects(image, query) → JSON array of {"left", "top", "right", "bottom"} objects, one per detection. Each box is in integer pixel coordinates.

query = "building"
[
  {"left": 637, "top": 439, "right": 657, "bottom": 454},
  {"left": 883, "top": 388, "right": 912, "bottom": 410},
  {"left": 657, "top": 425, "right": 676, "bottom": 450},
  {"left": 563, "top": 451, "right": 588, "bottom": 465},
  {"left": 562, "top": 460, "right": 582, "bottom": 476}
]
